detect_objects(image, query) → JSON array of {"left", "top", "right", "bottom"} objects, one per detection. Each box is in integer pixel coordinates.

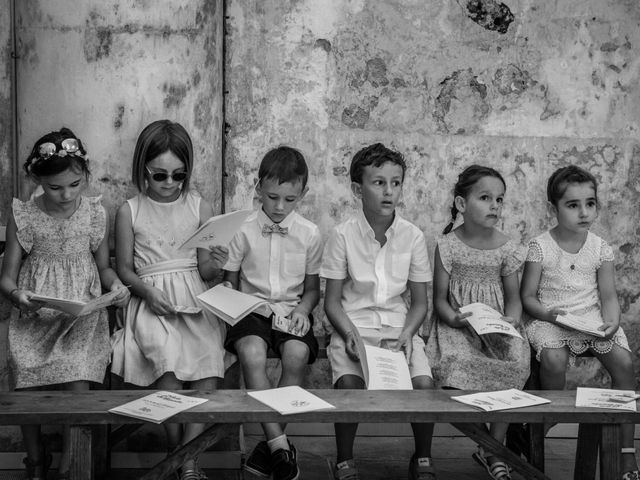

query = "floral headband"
[{"left": 36, "top": 138, "right": 86, "bottom": 161}]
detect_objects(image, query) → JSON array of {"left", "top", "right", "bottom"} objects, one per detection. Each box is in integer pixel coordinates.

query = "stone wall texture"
[{"left": 224, "top": 0, "right": 640, "bottom": 387}]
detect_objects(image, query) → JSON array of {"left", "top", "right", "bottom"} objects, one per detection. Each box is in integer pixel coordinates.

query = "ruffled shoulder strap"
[
  {"left": 86, "top": 196, "right": 107, "bottom": 252},
  {"left": 501, "top": 239, "right": 526, "bottom": 276},
  {"left": 436, "top": 234, "right": 454, "bottom": 274},
  {"left": 590, "top": 232, "right": 614, "bottom": 266},
  {"left": 12, "top": 198, "right": 36, "bottom": 253}
]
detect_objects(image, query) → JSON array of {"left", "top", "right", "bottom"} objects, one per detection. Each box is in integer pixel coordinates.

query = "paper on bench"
[
  {"left": 248, "top": 386, "right": 335, "bottom": 415},
  {"left": 575, "top": 387, "right": 638, "bottom": 411},
  {"left": 459, "top": 302, "right": 523, "bottom": 339},
  {"left": 197, "top": 284, "right": 270, "bottom": 325},
  {"left": 555, "top": 312, "right": 605, "bottom": 337},
  {"left": 179, "top": 209, "right": 252, "bottom": 250},
  {"left": 109, "top": 391, "right": 208, "bottom": 424},
  {"left": 451, "top": 389, "right": 550, "bottom": 411},
  {"left": 30, "top": 287, "right": 128, "bottom": 317}
]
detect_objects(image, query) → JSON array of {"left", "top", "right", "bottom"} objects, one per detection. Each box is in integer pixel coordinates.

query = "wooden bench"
[{"left": 0, "top": 389, "right": 634, "bottom": 480}]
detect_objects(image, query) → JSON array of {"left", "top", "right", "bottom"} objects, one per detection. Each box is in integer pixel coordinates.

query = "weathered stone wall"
[{"left": 224, "top": 0, "right": 640, "bottom": 388}]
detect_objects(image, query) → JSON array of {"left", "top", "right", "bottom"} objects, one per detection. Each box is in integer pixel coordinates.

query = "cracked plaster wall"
[{"left": 225, "top": 0, "right": 640, "bottom": 388}]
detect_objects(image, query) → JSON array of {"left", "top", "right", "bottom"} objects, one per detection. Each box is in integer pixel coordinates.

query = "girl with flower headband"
[
  {"left": 110, "top": 120, "right": 229, "bottom": 480},
  {"left": 0, "top": 127, "right": 130, "bottom": 480}
]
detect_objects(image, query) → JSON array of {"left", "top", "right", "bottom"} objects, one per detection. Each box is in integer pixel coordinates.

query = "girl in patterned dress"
[
  {"left": 428, "top": 165, "right": 530, "bottom": 480},
  {"left": 521, "top": 165, "right": 638, "bottom": 479},
  {"left": 110, "top": 120, "right": 228, "bottom": 480},
  {"left": 0, "top": 128, "right": 130, "bottom": 480}
]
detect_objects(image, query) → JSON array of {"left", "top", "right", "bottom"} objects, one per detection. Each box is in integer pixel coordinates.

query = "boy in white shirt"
[
  {"left": 223, "top": 146, "right": 322, "bottom": 480},
  {"left": 322, "top": 143, "right": 436, "bottom": 480}
]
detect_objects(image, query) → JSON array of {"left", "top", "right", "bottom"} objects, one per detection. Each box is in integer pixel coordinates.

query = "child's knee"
[
  {"left": 412, "top": 375, "right": 434, "bottom": 390},
  {"left": 334, "top": 374, "right": 365, "bottom": 390},
  {"left": 540, "top": 348, "right": 569, "bottom": 374},
  {"left": 280, "top": 340, "right": 310, "bottom": 369},
  {"left": 237, "top": 338, "right": 268, "bottom": 370}
]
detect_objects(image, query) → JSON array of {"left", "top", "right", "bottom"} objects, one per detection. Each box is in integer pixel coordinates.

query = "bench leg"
[
  {"left": 69, "top": 425, "right": 93, "bottom": 480},
  {"left": 600, "top": 423, "right": 621, "bottom": 480},
  {"left": 529, "top": 423, "right": 545, "bottom": 473},
  {"left": 451, "top": 422, "right": 552, "bottom": 480},
  {"left": 93, "top": 425, "right": 109, "bottom": 480},
  {"left": 574, "top": 423, "right": 600, "bottom": 480}
]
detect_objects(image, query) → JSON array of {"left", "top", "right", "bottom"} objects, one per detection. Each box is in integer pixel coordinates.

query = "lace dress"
[
  {"left": 110, "top": 192, "right": 226, "bottom": 386},
  {"left": 524, "top": 231, "right": 629, "bottom": 363},
  {"left": 9, "top": 196, "right": 110, "bottom": 389},
  {"left": 426, "top": 233, "right": 530, "bottom": 390}
]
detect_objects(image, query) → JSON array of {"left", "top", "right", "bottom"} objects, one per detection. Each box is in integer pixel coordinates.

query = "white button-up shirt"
[
  {"left": 321, "top": 210, "right": 432, "bottom": 328},
  {"left": 225, "top": 209, "right": 322, "bottom": 317}
]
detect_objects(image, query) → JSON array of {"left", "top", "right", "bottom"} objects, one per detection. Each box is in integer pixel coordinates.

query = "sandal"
[
  {"left": 179, "top": 465, "right": 208, "bottom": 480},
  {"left": 472, "top": 447, "right": 511, "bottom": 480},
  {"left": 23, "top": 440, "right": 53, "bottom": 480},
  {"left": 621, "top": 447, "right": 640, "bottom": 480},
  {"left": 333, "top": 459, "right": 359, "bottom": 480}
]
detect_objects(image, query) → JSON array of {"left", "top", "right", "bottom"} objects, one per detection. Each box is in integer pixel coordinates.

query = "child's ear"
[
  {"left": 454, "top": 195, "right": 466, "bottom": 213},
  {"left": 546, "top": 201, "right": 557, "bottom": 219},
  {"left": 350, "top": 182, "right": 362, "bottom": 199}
]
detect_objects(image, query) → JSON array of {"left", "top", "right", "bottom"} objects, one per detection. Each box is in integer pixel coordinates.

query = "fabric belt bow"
[{"left": 262, "top": 224, "right": 288, "bottom": 236}]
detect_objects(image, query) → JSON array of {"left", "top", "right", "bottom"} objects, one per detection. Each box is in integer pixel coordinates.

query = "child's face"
[
  {"left": 145, "top": 150, "right": 187, "bottom": 203},
  {"left": 37, "top": 167, "right": 86, "bottom": 210},
  {"left": 552, "top": 182, "right": 597, "bottom": 233},
  {"left": 457, "top": 176, "right": 504, "bottom": 228},
  {"left": 352, "top": 161, "right": 403, "bottom": 220},
  {"left": 257, "top": 177, "right": 307, "bottom": 224}
]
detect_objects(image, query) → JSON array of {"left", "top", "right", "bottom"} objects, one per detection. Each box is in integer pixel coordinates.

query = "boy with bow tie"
[{"left": 223, "top": 146, "right": 322, "bottom": 480}]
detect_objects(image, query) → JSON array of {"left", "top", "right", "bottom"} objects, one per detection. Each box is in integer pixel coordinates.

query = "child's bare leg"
[
  {"left": 236, "top": 336, "right": 282, "bottom": 440},
  {"left": 59, "top": 380, "right": 90, "bottom": 474},
  {"left": 411, "top": 375, "right": 435, "bottom": 459},
  {"left": 279, "top": 339, "right": 310, "bottom": 387},
  {"left": 486, "top": 422, "right": 509, "bottom": 465},
  {"left": 156, "top": 372, "right": 184, "bottom": 452},
  {"left": 539, "top": 346, "right": 570, "bottom": 435},
  {"left": 334, "top": 374, "right": 365, "bottom": 463},
  {"left": 595, "top": 344, "right": 639, "bottom": 474}
]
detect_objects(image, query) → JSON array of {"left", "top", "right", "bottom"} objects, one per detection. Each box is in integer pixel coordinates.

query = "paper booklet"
[
  {"left": 179, "top": 209, "right": 253, "bottom": 250},
  {"left": 30, "top": 287, "right": 128, "bottom": 317},
  {"left": 109, "top": 391, "right": 208, "bottom": 424},
  {"left": 248, "top": 386, "right": 335, "bottom": 415},
  {"left": 348, "top": 325, "right": 412, "bottom": 390},
  {"left": 575, "top": 387, "right": 638, "bottom": 411},
  {"left": 197, "top": 284, "right": 269, "bottom": 325},
  {"left": 555, "top": 312, "right": 605, "bottom": 337},
  {"left": 459, "top": 303, "right": 523, "bottom": 339},
  {"left": 451, "top": 389, "right": 551, "bottom": 412}
]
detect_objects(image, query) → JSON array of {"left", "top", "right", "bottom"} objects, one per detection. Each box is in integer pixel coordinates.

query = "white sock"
[{"left": 267, "top": 434, "right": 289, "bottom": 452}]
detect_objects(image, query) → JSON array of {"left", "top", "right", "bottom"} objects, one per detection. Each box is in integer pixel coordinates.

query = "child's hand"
[
  {"left": 289, "top": 310, "right": 310, "bottom": 336},
  {"left": 394, "top": 329, "right": 413, "bottom": 366},
  {"left": 145, "top": 287, "right": 176, "bottom": 316},
  {"left": 12, "top": 289, "right": 42, "bottom": 312},
  {"left": 110, "top": 281, "right": 131, "bottom": 308},
  {"left": 547, "top": 307, "right": 566, "bottom": 323},
  {"left": 500, "top": 316, "right": 515, "bottom": 324},
  {"left": 221, "top": 280, "right": 234, "bottom": 289},
  {"left": 208, "top": 245, "right": 229, "bottom": 270},
  {"left": 344, "top": 330, "right": 360, "bottom": 362},
  {"left": 453, "top": 310, "right": 472, "bottom": 328},
  {"left": 599, "top": 321, "right": 619, "bottom": 339}
]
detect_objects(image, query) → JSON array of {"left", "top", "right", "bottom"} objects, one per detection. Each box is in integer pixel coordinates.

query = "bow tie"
[{"left": 262, "top": 224, "right": 288, "bottom": 237}]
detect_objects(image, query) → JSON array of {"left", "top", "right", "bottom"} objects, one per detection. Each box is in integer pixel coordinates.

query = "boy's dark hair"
[
  {"left": 258, "top": 146, "right": 308, "bottom": 189},
  {"left": 443, "top": 164, "right": 506, "bottom": 234},
  {"left": 547, "top": 165, "right": 598, "bottom": 206},
  {"left": 132, "top": 120, "right": 193, "bottom": 196},
  {"left": 349, "top": 143, "right": 406, "bottom": 184},
  {"left": 24, "top": 127, "right": 90, "bottom": 178}
]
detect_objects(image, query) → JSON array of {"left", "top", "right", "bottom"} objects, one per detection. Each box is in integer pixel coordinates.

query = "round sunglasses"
[
  {"left": 38, "top": 138, "right": 82, "bottom": 159},
  {"left": 145, "top": 167, "right": 188, "bottom": 182}
]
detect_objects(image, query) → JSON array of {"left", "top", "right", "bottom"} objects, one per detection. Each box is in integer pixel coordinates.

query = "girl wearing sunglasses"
[
  {"left": 111, "top": 120, "right": 229, "bottom": 480},
  {"left": 0, "top": 127, "right": 130, "bottom": 480}
]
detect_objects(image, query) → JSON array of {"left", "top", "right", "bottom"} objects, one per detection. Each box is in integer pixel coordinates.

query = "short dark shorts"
[{"left": 224, "top": 312, "right": 319, "bottom": 364}]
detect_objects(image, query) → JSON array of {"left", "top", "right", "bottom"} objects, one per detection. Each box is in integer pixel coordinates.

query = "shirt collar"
[{"left": 355, "top": 209, "right": 400, "bottom": 239}]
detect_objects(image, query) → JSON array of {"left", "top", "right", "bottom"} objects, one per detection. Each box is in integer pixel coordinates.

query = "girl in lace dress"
[
  {"left": 428, "top": 165, "right": 530, "bottom": 480},
  {"left": 521, "top": 165, "right": 638, "bottom": 479},
  {"left": 0, "top": 128, "right": 130, "bottom": 480},
  {"left": 110, "top": 120, "right": 228, "bottom": 480}
]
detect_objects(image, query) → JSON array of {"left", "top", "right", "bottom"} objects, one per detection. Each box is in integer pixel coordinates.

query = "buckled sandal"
[
  {"left": 472, "top": 447, "right": 511, "bottom": 480},
  {"left": 621, "top": 447, "right": 640, "bottom": 480}
]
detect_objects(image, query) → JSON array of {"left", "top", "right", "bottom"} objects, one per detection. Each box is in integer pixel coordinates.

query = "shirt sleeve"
[
  {"left": 12, "top": 198, "right": 33, "bottom": 253},
  {"left": 320, "top": 228, "right": 347, "bottom": 280},
  {"left": 408, "top": 231, "right": 432, "bottom": 283},
  {"left": 525, "top": 238, "right": 544, "bottom": 263},
  {"left": 305, "top": 226, "right": 323, "bottom": 275},
  {"left": 88, "top": 197, "right": 107, "bottom": 252},
  {"left": 598, "top": 238, "right": 615, "bottom": 265},
  {"left": 224, "top": 229, "right": 247, "bottom": 272},
  {"left": 501, "top": 241, "right": 526, "bottom": 276}
]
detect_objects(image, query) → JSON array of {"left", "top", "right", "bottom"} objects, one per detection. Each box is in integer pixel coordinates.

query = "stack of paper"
[
  {"left": 451, "top": 389, "right": 550, "bottom": 411},
  {"left": 197, "top": 285, "right": 269, "bottom": 325},
  {"left": 555, "top": 313, "right": 605, "bottom": 337},
  {"left": 575, "top": 387, "right": 638, "bottom": 411},
  {"left": 180, "top": 209, "right": 252, "bottom": 249},
  {"left": 248, "top": 386, "right": 335, "bottom": 415},
  {"left": 459, "top": 302, "right": 523, "bottom": 338},
  {"left": 109, "top": 391, "right": 208, "bottom": 424}
]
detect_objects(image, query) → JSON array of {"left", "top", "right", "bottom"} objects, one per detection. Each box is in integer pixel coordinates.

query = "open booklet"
[
  {"left": 248, "top": 386, "right": 335, "bottom": 415},
  {"left": 109, "top": 391, "right": 209, "bottom": 424},
  {"left": 555, "top": 312, "right": 605, "bottom": 337},
  {"left": 179, "top": 209, "right": 252, "bottom": 250},
  {"left": 451, "top": 389, "right": 550, "bottom": 411},
  {"left": 197, "top": 284, "right": 270, "bottom": 325},
  {"left": 349, "top": 324, "right": 412, "bottom": 390},
  {"left": 30, "top": 287, "right": 128, "bottom": 317},
  {"left": 575, "top": 387, "right": 638, "bottom": 411},
  {"left": 459, "top": 302, "right": 523, "bottom": 339}
]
